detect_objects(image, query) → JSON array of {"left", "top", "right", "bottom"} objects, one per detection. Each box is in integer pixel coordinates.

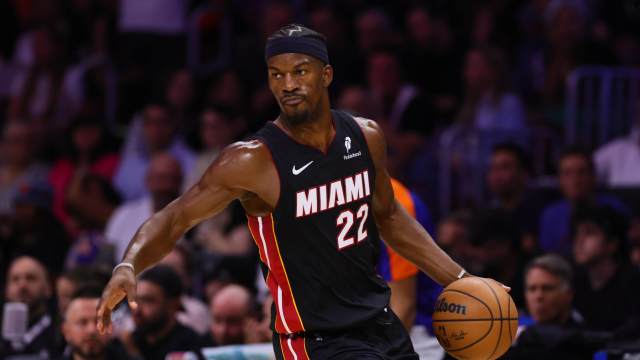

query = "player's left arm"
[{"left": 356, "top": 117, "right": 468, "bottom": 286}]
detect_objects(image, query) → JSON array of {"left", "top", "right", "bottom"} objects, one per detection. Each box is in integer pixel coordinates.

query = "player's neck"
[{"left": 277, "top": 104, "right": 334, "bottom": 153}]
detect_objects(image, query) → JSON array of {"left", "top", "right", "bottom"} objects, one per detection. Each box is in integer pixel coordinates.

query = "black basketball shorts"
[{"left": 272, "top": 307, "right": 419, "bottom": 360}]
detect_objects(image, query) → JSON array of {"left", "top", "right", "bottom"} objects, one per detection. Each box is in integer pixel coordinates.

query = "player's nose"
[{"left": 283, "top": 73, "right": 299, "bottom": 91}]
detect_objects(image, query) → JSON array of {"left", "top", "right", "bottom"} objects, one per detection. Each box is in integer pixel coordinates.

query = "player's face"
[
  {"left": 62, "top": 298, "right": 109, "bottom": 359},
  {"left": 267, "top": 53, "right": 332, "bottom": 125},
  {"left": 525, "top": 267, "right": 572, "bottom": 324}
]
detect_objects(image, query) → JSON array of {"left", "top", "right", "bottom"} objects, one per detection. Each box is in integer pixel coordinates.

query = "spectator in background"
[
  {"left": 124, "top": 265, "right": 201, "bottom": 360},
  {"left": 59, "top": 287, "right": 132, "bottom": 360},
  {"left": 114, "top": 99, "right": 195, "bottom": 201},
  {"left": 164, "top": 69, "right": 196, "bottom": 145},
  {"left": 467, "top": 209, "right": 526, "bottom": 307},
  {"left": 56, "top": 266, "right": 111, "bottom": 316},
  {"left": 116, "top": 0, "right": 187, "bottom": 116},
  {"left": 367, "top": 49, "right": 434, "bottom": 177},
  {"left": 356, "top": 8, "right": 396, "bottom": 55},
  {"left": 338, "top": 85, "right": 374, "bottom": 118},
  {"left": 1, "top": 256, "right": 58, "bottom": 359},
  {"left": 244, "top": 295, "right": 273, "bottom": 344},
  {"left": 63, "top": 174, "right": 120, "bottom": 269},
  {"left": 2, "top": 182, "right": 69, "bottom": 276},
  {"left": 184, "top": 107, "right": 237, "bottom": 190},
  {"left": 201, "top": 256, "right": 258, "bottom": 305},
  {"left": 594, "top": 107, "right": 640, "bottom": 186},
  {"left": 49, "top": 115, "right": 119, "bottom": 234},
  {"left": 185, "top": 108, "right": 253, "bottom": 262},
  {"left": 486, "top": 143, "right": 543, "bottom": 255},
  {"left": 540, "top": 0, "right": 613, "bottom": 128},
  {"left": 62, "top": 15, "right": 116, "bottom": 119},
  {"left": 572, "top": 205, "right": 640, "bottom": 336},
  {"left": 203, "top": 284, "right": 255, "bottom": 347},
  {"left": 404, "top": 5, "right": 460, "bottom": 121},
  {"left": 8, "top": 25, "right": 71, "bottom": 127},
  {"left": 0, "top": 121, "right": 49, "bottom": 214},
  {"left": 308, "top": 5, "right": 360, "bottom": 91},
  {"left": 106, "top": 153, "right": 184, "bottom": 260},
  {"left": 160, "top": 245, "right": 211, "bottom": 335},
  {"left": 539, "top": 147, "right": 629, "bottom": 256},
  {"left": 505, "top": 254, "right": 600, "bottom": 359},
  {"left": 456, "top": 47, "right": 527, "bottom": 133},
  {"left": 435, "top": 211, "right": 476, "bottom": 273}
]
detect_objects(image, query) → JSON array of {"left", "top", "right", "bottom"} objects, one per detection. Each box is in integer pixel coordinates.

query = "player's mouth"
[{"left": 282, "top": 96, "right": 304, "bottom": 106}]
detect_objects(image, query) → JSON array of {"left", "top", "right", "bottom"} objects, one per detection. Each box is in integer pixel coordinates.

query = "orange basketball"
[{"left": 432, "top": 277, "right": 518, "bottom": 360}]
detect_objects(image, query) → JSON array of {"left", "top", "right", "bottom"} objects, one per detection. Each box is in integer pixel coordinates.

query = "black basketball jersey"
[{"left": 249, "top": 110, "right": 390, "bottom": 334}]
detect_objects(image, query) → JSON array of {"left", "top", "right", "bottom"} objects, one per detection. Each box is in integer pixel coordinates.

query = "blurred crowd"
[{"left": 0, "top": 0, "right": 639, "bottom": 359}]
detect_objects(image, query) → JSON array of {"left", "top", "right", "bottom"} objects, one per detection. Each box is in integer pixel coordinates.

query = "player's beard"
[
  {"left": 280, "top": 100, "right": 320, "bottom": 126},
  {"left": 280, "top": 108, "right": 311, "bottom": 125}
]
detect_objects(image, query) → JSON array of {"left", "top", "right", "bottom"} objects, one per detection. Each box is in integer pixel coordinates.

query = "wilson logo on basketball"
[{"left": 434, "top": 298, "right": 467, "bottom": 315}]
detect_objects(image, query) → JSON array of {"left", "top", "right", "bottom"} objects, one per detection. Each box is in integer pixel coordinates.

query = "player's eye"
[
  {"left": 271, "top": 73, "right": 282, "bottom": 79},
  {"left": 296, "top": 69, "right": 307, "bottom": 76}
]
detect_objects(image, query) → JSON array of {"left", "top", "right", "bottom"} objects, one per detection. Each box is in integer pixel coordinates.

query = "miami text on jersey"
[{"left": 296, "top": 170, "right": 371, "bottom": 217}]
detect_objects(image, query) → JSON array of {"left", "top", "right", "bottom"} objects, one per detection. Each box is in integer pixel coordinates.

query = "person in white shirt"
[
  {"left": 594, "top": 120, "right": 640, "bottom": 187},
  {"left": 113, "top": 100, "right": 195, "bottom": 201},
  {"left": 106, "top": 153, "right": 183, "bottom": 260}
]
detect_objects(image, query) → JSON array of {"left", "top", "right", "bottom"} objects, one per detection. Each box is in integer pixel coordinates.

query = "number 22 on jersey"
[{"left": 336, "top": 203, "right": 369, "bottom": 250}]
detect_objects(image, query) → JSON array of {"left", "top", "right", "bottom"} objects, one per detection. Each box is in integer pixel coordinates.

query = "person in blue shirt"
[{"left": 539, "top": 147, "right": 629, "bottom": 256}]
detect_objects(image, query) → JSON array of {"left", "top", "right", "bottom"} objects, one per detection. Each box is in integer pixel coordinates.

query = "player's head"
[
  {"left": 524, "top": 254, "right": 573, "bottom": 324},
  {"left": 265, "top": 24, "right": 333, "bottom": 125}
]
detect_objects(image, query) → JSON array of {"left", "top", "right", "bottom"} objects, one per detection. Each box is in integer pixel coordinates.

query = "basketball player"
[{"left": 98, "top": 25, "right": 479, "bottom": 359}]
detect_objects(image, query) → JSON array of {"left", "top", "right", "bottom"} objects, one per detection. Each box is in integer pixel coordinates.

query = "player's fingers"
[
  {"left": 96, "top": 303, "right": 112, "bottom": 335},
  {"left": 125, "top": 280, "right": 138, "bottom": 311}
]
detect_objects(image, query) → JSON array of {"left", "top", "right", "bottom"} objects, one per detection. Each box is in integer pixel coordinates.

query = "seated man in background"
[
  {"left": 539, "top": 147, "right": 628, "bottom": 256},
  {"left": 56, "top": 266, "right": 111, "bottom": 316},
  {"left": 572, "top": 205, "right": 640, "bottom": 337},
  {"left": 485, "top": 142, "right": 544, "bottom": 256},
  {"left": 59, "top": 287, "right": 131, "bottom": 360},
  {"left": 1, "top": 256, "right": 59, "bottom": 359},
  {"left": 505, "top": 254, "right": 603, "bottom": 359},
  {"left": 122, "top": 265, "right": 202, "bottom": 359},
  {"left": 202, "top": 283, "right": 256, "bottom": 347},
  {"left": 106, "top": 153, "right": 184, "bottom": 260}
]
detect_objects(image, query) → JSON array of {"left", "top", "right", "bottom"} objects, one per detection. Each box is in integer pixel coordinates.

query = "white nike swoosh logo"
[{"left": 292, "top": 161, "right": 314, "bottom": 175}]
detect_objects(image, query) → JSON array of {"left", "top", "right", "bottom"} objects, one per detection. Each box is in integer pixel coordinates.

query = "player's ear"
[{"left": 322, "top": 64, "right": 333, "bottom": 88}]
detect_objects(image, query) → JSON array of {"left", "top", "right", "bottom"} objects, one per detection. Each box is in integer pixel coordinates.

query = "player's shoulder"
[
  {"left": 351, "top": 116, "right": 386, "bottom": 154},
  {"left": 214, "top": 139, "right": 273, "bottom": 173},
  {"left": 352, "top": 116, "right": 383, "bottom": 136}
]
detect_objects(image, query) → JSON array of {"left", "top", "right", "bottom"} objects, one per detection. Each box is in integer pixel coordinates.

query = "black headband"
[{"left": 265, "top": 36, "right": 329, "bottom": 64}]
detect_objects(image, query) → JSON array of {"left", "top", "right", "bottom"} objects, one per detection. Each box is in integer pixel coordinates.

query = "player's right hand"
[{"left": 96, "top": 266, "right": 138, "bottom": 335}]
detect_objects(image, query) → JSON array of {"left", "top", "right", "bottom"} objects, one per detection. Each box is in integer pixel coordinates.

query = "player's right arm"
[{"left": 97, "top": 140, "right": 276, "bottom": 334}]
